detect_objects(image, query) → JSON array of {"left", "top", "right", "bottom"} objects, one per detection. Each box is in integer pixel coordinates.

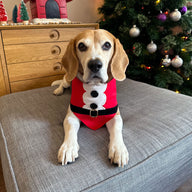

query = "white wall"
[
  {"left": 4, "top": 0, "right": 103, "bottom": 23},
  {"left": 68, "top": 0, "right": 103, "bottom": 23}
]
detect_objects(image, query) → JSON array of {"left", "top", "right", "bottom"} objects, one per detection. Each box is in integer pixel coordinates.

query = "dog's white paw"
[
  {"left": 53, "top": 87, "right": 64, "bottom": 96},
  {"left": 108, "top": 142, "right": 129, "bottom": 168},
  {"left": 58, "top": 141, "right": 79, "bottom": 165},
  {"left": 51, "top": 80, "right": 62, "bottom": 87}
]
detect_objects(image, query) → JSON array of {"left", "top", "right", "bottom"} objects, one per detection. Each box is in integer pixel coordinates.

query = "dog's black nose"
[{"left": 88, "top": 59, "right": 102, "bottom": 73}]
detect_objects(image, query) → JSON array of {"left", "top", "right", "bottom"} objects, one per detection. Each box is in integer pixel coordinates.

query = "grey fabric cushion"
[{"left": 0, "top": 79, "right": 192, "bottom": 192}]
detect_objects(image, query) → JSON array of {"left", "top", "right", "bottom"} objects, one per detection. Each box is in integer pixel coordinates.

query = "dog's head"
[{"left": 62, "top": 29, "right": 129, "bottom": 83}]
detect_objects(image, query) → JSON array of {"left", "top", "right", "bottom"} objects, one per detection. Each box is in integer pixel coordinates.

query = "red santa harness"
[{"left": 70, "top": 77, "right": 118, "bottom": 130}]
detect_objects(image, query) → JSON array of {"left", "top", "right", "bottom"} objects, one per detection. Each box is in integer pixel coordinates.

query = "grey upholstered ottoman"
[{"left": 0, "top": 79, "right": 192, "bottom": 192}]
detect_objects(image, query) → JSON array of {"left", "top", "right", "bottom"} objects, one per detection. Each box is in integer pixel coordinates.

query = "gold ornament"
[
  {"left": 181, "top": 48, "right": 187, "bottom": 52},
  {"left": 155, "top": 0, "right": 161, "bottom": 5}
]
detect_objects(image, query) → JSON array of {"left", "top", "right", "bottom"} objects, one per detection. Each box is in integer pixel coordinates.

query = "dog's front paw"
[
  {"left": 108, "top": 142, "right": 129, "bottom": 168},
  {"left": 58, "top": 141, "right": 79, "bottom": 165},
  {"left": 53, "top": 87, "right": 64, "bottom": 96}
]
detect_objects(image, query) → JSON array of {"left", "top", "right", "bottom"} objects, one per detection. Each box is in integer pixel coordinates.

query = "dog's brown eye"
[
  {"left": 78, "top": 42, "right": 87, "bottom": 52},
  {"left": 102, "top": 42, "right": 111, "bottom": 50}
]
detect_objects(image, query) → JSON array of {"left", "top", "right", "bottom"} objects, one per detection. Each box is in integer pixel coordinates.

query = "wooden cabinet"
[
  {"left": 0, "top": 33, "right": 8, "bottom": 96},
  {"left": 0, "top": 57, "right": 7, "bottom": 96},
  {"left": 0, "top": 23, "right": 99, "bottom": 96}
]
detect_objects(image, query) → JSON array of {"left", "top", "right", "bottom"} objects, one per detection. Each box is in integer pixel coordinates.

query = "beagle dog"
[{"left": 52, "top": 29, "right": 129, "bottom": 167}]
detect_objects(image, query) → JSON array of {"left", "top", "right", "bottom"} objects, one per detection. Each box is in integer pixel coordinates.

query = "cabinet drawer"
[
  {"left": 8, "top": 59, "right": 64, "bottom": 82},
  {"left": 2, "top": 28, "right": 94, "bottom": 45},
  {"left": 4, "top": 42, "right": 67, "bottom": 64},
  {"left": 10, "top": 75, "right": 64, "bottom": 93}
]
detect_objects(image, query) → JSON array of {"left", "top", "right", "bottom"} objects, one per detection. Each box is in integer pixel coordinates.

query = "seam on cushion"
[
  {"left": 0, "top": 123, "right": 20, "bottom": 192},
  {"left": 81, "top": 130, "right": 192, "bottom": 192}
]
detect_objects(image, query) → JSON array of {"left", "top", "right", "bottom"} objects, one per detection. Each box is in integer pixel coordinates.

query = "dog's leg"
[
  {"left": 58, "top": 107, "right": 80, "bottom": 165},
  {"left": 52, "top": 76, "right": 70, "bottom": 96},
  {"left": 106, "top": 113, "right": 129, "bottom": 167}
]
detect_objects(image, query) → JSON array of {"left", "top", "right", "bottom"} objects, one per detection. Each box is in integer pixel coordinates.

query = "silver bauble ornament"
[
  {"left": 162, "top": 55, "right": 171, "bottom": 67},
  {"left": 170, "top": 9, "right": 181, "bottom": 21},
  {"left": 147, "top": 41, "right": 157, "bottom": 53},
  {"left": 129, "top": 25, "right": 140, "bottom": 37},
  {"left": 171, "top": 55, "right": 183, "bottom": 68}
]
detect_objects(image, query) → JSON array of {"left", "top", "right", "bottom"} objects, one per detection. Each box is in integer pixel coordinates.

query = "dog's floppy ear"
[
  {"left": 111, "top": 38, "right": 129, "bottom": 81},
  {"left": 62, "top": 39, "right": 79, "bottom": 82}
]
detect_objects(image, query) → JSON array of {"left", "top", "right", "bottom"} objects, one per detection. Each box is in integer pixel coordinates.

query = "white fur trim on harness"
[{"left": 83, "top": 83, "right": 107, "bottom": 110}]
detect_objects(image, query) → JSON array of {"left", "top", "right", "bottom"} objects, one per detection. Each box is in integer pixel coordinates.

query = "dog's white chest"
[{"left": 83, "top": 83, "right": 107, "bottom": 110}]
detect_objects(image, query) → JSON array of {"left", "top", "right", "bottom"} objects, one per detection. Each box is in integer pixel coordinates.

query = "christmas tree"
[
  {"left": 0, "top": 1, "right": 8, "bottom": 24},
  {"left": 20, "top": 0, "right": 29, "bottom": 21},
  {"left": 99, "top": 0, "right": 192, "bottom": 96},
  {"left": 17, "top": 4, "right": 23, "bottom": 23},
  {"left": 12, "top": 5, "right": 18, "bottom": 23}
]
